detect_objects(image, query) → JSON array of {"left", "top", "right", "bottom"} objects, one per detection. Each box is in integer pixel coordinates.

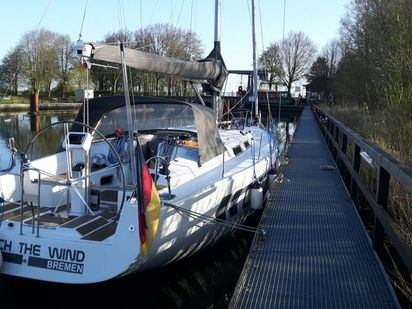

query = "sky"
[{"left": 0, "top": 0, "right": 351, "bottom": 92}]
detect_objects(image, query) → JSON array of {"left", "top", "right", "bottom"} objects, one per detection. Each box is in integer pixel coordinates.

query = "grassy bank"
[
  {"left": 0, "top": 96, "right": 30, "bottom": 104},
  {"left": 322, "top": 104, "right": 412, "bottom": 169},
  {"left": 1, "top": 95, "right": 79, "bottom": 105}
]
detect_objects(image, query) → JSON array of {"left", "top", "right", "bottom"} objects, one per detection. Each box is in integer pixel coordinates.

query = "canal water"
[{"left": 0, "top": 110, "right": 298, "bottom": 308}]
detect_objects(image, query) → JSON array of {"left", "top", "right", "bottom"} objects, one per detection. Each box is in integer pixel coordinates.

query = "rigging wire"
[
  {"left": 258, "top": 0, "right": 270, "bottom": 126},
  {"left": 139, "top": 0, "right": 143, "bottom": 31},
  {"left": 278, "top": 0, "right": 287, "bottom": 124},
  {"left": 117, "top": 0, "right": 127, "bottom": 36},
  {"left": 282, "top": 0, "right": 287, "bottom": 39},
  {"left": 190, "top": 0, "right": 194, "bottom": 33},
  {"left": 190, "top": 0, "right": 198, "bottom": 34},
  {"left": 258, "top": 0, "right": 265, "bottom": 56},
  {"left": 35, "top": 0, "right": 52, "bottom": 32},
  {"left": 78, "top": 0, "right": 89, "bottom": 39},
  {"left": 149, "top": 0, "right": 159, "bottom": 25},
  {"left": 170, "top": 0, "right": 173, "bottom": 24},
  {"left": 221, "top": 88, "right": 253, "bottom": 118},
  {"left": 175, "top": 0, "right": 186, "bottom": 27}
]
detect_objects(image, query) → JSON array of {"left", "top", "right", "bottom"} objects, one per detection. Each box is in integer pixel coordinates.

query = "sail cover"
[{"left": 87, "top": 43, "right": 228, "bottom": 92}]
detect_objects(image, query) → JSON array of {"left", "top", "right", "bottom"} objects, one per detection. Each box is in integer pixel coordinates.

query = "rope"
[{"left": 165, "top": 203, "right": 266, "bottom": 235}]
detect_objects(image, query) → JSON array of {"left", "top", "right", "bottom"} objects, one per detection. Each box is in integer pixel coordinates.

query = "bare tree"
[
  {"left": 279, "top": 31, "right": 317, "bottom": 93},
  {"left": 90, "top": 30, "right": 135, "bottom": 94},
  {"left": 321, "top": 39, "right": 341, "bottom": 78},
  {"left": 19, "top": 29, "right": 59, "bottom": 100},
  {"left": 258, "top": 43, "right": 282, "bottom": 90},
  {"left": 55, "top": 34, "right": 75, "bottom": 98},
  {"left": 134, "top": 24, "right": 203, "bottom": 95}
]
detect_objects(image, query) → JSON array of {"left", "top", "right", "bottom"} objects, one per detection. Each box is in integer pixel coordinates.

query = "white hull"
[{"left": 0, "top": 122, "right": 275, "bottom": 283}]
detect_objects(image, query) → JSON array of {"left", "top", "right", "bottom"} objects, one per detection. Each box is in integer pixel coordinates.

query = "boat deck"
[
  {"left": 229, "top": 107, "right": 400, "bottom": 308},
  {"left": 0, "top": 200, "right": 118, "bottom": 242}
]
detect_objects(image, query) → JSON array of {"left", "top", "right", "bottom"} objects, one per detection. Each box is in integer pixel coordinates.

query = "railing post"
[
  {"left": 332, "top": 125, "right": 339, "bottom": 161},
  {"left": 327, "top": 121, "right": 333, "bottom": 151},
  {"left": 350, "top": 144, "right": 361, "bottom": 204},
  {"left": 373, "top": 167, "right": 390, "bottom": 257},
  {"left": 340, "top": 134, "right": 348, "bottom": 181}
]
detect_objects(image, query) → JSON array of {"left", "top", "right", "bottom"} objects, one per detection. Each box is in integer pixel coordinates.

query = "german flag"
[{"left": 135, "top": 140, "right": 161, "bottom": 256}]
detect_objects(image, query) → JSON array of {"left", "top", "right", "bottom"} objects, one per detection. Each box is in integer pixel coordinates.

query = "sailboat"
[{"left": 0, "top": 0, "right": 278, "bottom": 283}]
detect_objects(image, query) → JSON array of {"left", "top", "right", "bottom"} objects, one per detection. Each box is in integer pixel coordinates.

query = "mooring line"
[{"left": 164, "top": 202, "right": 266, "bottom": 236}]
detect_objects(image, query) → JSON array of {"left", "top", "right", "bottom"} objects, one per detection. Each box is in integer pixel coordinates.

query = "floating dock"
[{"left": 229, "top": 107, "right": 400, "bottom": 308}]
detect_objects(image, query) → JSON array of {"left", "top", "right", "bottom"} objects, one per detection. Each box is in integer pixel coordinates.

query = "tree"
[
  {"left": 258, "top": 43, "right": 282, "bottom": 90},
  {"left": 0, "top": 47, "right": 23, "bottom": 95},
  {"left": 279, "top": 31, "right": 317, "bottom": 93},
  {"left": 321, "top": 39, "right": 341, "bottom": 78},
  {"left": 306, "top": 57, "right": 330, "bottom": 99},
  {"left": 19, "top": 29, "right": 59, "bottom": 100},
  {"left": 306, "top": 57, "right": 329, "bottom": 82},
  {"left": 338, "top": 0, "right": 412, "bottom": 111},
  {"left": 134, "top": 24, "right": 203, "bottom": 95},
  {"left": 55, "top": 34, "right": 75, "bottom": 97}
]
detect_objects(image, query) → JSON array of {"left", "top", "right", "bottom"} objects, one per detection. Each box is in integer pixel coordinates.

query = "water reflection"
[{"left": 0, "top": 112, "right": 77, "bottom": 165}]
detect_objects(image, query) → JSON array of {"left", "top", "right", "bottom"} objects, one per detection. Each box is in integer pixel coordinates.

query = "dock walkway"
[{"left": 229, "top": 107, "right": 400, "bottom": 308}]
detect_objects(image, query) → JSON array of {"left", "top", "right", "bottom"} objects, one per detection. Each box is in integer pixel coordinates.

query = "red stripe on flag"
[{"left": 142, "top": 165, "right": 153, "bottom": 208}]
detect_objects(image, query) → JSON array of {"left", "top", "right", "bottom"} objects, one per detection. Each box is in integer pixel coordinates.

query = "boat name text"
[
  {"left": 0, "top": 240, "right": 85, "bottom": 262},
  {"left": 0, "top": 239, "right": 86, "bottom": 274}
]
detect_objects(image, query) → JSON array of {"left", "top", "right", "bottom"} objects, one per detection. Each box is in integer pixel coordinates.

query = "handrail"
[
  {"left": 146, "top": 156, "right": 172, "bottom": 199},
  {"left": 312, "top": 105, "right": 412, "bottom": 276},
  {"left": 19, "top": 165, "right": 43, "bottom": 236}
]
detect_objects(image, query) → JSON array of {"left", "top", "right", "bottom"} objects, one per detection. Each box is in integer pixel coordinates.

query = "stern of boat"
[{"left": 0, "top": 171, "right": 144, "bottom": 283}]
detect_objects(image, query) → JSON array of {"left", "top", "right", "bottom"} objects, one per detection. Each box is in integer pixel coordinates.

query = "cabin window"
[
  {"left": 95, "top": 103, "right": 196, "bottom": 137},
  {"left": 232, "top": 145, "right": 242, "bottom": 155},
  {"left": 244, "top": 141, "right": 250, "bottom": 148}
]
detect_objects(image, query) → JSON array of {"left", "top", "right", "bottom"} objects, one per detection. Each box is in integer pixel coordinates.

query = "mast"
[
  {"left": 212, "top": 0, "right": 221, "bottom": 116},
  {"left": 251, "top": 0, "right": 259, "bottom": 119}
]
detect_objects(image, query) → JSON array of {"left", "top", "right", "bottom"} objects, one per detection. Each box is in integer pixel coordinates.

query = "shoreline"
[{"left": 0, "top": 102, "right": 82, "bottom": 112}]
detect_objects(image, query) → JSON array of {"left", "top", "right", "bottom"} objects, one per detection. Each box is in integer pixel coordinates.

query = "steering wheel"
[{"left": 22, "top": 120, "right": 126, "bottom": 215}]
